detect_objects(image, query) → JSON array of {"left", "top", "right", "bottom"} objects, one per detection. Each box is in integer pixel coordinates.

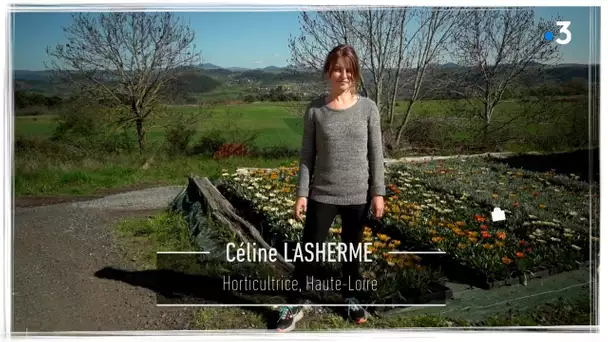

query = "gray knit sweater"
[{"left": 296, "top": 95, "right": 386, "bottom": 205}]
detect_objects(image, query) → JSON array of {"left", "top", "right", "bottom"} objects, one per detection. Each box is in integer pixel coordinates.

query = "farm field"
[{"left": 15, "top": 96, "right": 587, "bottom": 149}]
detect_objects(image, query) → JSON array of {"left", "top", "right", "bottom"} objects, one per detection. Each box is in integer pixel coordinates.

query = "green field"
[
  {"left": 14, "top": 96, "right": 591, "bottom": 198},
  {"left": 15, "top": 96, "right": 588, "bottom": 148}
]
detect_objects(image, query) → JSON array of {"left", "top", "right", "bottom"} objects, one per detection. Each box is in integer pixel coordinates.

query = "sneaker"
[
  {"left": 276, "top": 306, "right": 304, "bottom": 332},
  {"left": 346, "top": 297, "right": 368, "bottom": 324}
]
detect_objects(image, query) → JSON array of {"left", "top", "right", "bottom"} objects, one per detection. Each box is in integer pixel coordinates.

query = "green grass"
[
  {"left": 14, "top": 153, "right": 295, "bottom": 196},
  {"left": 16, "top": 102, "right": 304, "bottom": 149},
  {"left": 114, "top": 210, "right": 595, "bottom": 330}
]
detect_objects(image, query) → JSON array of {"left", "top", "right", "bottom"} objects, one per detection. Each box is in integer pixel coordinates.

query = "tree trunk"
[{"left": 136, "top": 118, "right": 145, "bottom": 154}]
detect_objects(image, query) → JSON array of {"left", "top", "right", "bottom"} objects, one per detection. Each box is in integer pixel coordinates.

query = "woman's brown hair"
[{"left": 323, "top": 44, "right": 361, "bottom": 91}]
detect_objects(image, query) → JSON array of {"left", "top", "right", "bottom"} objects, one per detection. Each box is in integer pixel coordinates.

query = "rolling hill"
[{"left": 13, "top": 62, "right": 596, "bottom": 103}]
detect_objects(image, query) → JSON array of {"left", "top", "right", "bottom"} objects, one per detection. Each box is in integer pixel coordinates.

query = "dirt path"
[{"left": 13, "top": 188, "right": 197, "bottom": 332}]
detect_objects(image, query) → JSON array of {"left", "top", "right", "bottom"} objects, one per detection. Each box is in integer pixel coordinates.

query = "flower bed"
[
  {"left": 379, "top": 160, "right": 595, "bottom": 287},
  {"left": 400, "top": 158, "right": 598, "bottom": 236},
  {"left": 218, "top": 156, "right": 596, "bottom": 292},
  {"left": 219, "top": 168, "right": 451, "bottom": 306}
]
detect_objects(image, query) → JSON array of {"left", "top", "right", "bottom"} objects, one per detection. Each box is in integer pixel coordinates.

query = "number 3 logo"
[{"left": 555, "top": 21, "right": 572, "bottom": 45}]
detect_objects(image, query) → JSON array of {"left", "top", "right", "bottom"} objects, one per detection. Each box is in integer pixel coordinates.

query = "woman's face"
[{"left": 328, "top": 57, "right": 355, "bottom": 92}]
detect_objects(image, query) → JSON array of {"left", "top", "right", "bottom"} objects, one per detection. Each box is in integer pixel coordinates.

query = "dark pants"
[{"left": 291, "top": 198, "right": 370, "bottom": 303}]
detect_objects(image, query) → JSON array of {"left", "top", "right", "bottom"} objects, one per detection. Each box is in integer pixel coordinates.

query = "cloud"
[
  {"left": 253, "top": 60, "right": 263, "bottom": 64},
  {"left": 273, "top": 53, "right": 281, "bottom": 57}
]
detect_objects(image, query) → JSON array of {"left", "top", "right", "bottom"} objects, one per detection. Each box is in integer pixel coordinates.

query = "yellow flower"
[
  {"left": 373, "top": 241, "right": 385, "bottom": 248},
  {"left": 377, "top": 234, "right": 390, "bottom": 242}
]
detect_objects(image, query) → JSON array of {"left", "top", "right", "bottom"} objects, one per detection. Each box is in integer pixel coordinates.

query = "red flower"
[
  {"left": 475, "top": 215, "right": 486, "bottom": 223},
  {"left": 480, "top": 224, "right": 488, "bottom": 231}
]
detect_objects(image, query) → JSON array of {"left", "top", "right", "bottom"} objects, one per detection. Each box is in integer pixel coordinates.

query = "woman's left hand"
[{"left": 371, "top": 196, "right": 384, "bottom": 219}]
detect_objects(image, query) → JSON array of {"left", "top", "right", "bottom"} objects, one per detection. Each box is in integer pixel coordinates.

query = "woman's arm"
[
  {"left": 368, "top": 102, "right": 386, "bottom": 198},
  {"left": 296, "top": 105, "right": 316, "bottom": 198}
]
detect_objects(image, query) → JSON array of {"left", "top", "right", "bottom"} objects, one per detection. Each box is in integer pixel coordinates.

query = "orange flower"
[
  {"left": 474, "top": 214, "right": 486, "bottom": 223},
  {"left": 516, "top": 252, "right": 525, "bottom": 258},
  {"left": 431, "top": 236, "right": 443, "bottom": 243},
  {"left": 496, "top": 231, "right": 507, "bottom": 240},
  {"left": 456, "top": 221, "right": 465, "bottom": 227},
  {"left": 483, "top": 244, "right": 493, "bottom": 249},
  {"left": 457, "top": 243, "right": 467, "bottom": 249},
  {"left": 482, "top": 231, "right": 492, "bottom": 239},
  {"left": 469, "top": 237, "right": 478, "bottom": 244},
  {"left": 502, "top": 256, "right": 513, "bottom": 265},
  {"left": 495, "top": 241, "right": 505, "bottom": 247},
  {"left": 539, "top": 204, "right": 546, "bottom": 209}
]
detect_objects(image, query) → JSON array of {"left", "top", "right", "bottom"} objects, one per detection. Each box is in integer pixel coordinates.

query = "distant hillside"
[
  {"left": 13, "top": 68, "right": 222, "bottom": 104},
  {"left": 13, "top": 62, "right": 596, "bottom": 102}
]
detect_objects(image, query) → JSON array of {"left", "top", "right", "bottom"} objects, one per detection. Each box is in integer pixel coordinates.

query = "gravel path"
[{"left": 13, "top": 186, "right": 195, "bottom": 332}]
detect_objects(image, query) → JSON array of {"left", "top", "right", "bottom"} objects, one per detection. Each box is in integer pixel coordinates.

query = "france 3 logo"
[{"left": 544, "top": 21, "right": 571, "bottom": 45}]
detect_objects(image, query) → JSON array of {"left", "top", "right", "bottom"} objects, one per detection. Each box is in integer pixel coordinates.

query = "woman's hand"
[
  {"left": 294, "top": 197, "right": 308, "bottom": 221},
  {"left": 371, "top": 196, "right": 384, "bottom": 219}
]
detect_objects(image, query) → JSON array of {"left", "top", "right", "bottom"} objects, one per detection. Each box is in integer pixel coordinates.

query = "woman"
[{"left": 276, "top": 44, "right": 385, "bottom": 332}]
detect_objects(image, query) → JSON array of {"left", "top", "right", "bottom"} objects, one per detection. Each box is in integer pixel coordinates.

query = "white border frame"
[{"left": 1, "top": 1, "right": 605, "bottom": 341}]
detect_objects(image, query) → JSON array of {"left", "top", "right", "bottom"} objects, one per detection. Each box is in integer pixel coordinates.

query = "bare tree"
[
  {"left": 391, "top": 8, "right": 461, "bottom": 150},
  {"left": 449, "top": 8, "right": 562, "bottom": 142},
  {"left": 287, "top": 7, "right": 460, "bottom": 153},
  {"left": 45, "top": 12, "right": 202, "bottom": 153}
]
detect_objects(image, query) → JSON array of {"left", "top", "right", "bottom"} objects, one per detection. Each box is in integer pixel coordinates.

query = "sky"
[{"left": 11, "top": 7, "right": 601, "bottom": 71}]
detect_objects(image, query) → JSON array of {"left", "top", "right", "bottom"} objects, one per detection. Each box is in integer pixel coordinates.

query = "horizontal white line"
[
  {"left": 388, "top": 251, "right": 446, "bottom": 254},
  {"left": 156, "top": 251, "right": 210, "bottom": 254},
  {"left": 156, "top": 304, "right": 447, "bottom": 307}
]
